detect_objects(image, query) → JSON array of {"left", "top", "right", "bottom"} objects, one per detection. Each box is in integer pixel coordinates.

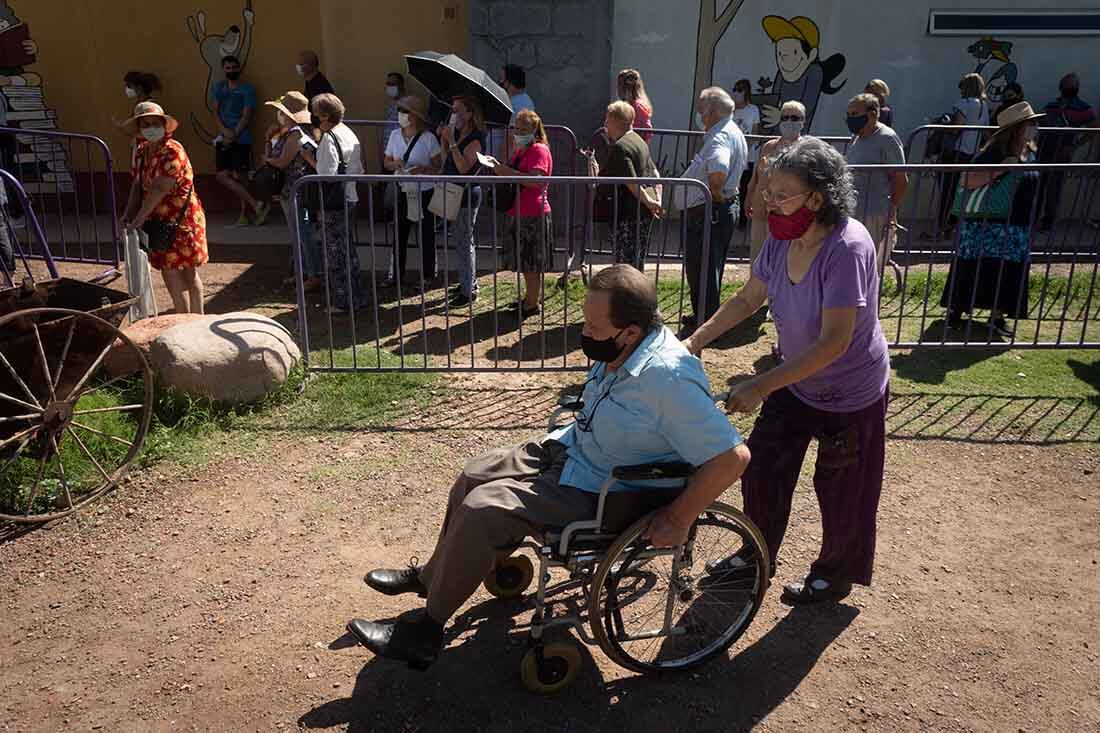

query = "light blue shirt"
[
  {"left": 510, "top": 91, "right": 535, "bottom": 119},
  {"left": 677, "top": 115, "right": 748, "bottom": 210},
  {"left": 549, "top": 327, "right": 743, "bottom": 493}
]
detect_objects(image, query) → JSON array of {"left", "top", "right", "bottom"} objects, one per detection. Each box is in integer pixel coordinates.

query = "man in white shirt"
[{"left": 679, "top": 87, "right": 748, "bottom": 331}]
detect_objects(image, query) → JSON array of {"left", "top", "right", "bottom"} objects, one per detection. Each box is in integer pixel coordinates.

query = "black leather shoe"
[
  {"left": 364, "top": 558, "right": 427, "bottom": 598},
  {"left": 347, "top": 615, "right": 444, "bottom": 670}
]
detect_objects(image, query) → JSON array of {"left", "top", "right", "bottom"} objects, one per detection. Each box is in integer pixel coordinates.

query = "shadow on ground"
[{"left": 299, "top": 601, "right": 858, "bottom": 732}]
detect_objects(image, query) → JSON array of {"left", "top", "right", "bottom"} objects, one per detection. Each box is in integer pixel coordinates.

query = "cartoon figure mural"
[
  {"left": 185, "top": 0, "right": 255, "bottom": 143},
  {"left": 755, "top": 15, "right": 846, "bottom": 133},
  {"left": 0, "top": 0, "right": 74, "bottom": 194},
  {"left": 968, "top": 37, "right": 1018, "bottom": 103}
]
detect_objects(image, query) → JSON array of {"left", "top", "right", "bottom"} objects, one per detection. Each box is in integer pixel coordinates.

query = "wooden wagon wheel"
[{"left": 0, "top": 308, "right": 153, "bottom": 524}]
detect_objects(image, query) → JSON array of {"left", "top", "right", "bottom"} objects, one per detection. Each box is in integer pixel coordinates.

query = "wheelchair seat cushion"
[{"left": 601, "top": 486, "right": 686, "bottom": 534}]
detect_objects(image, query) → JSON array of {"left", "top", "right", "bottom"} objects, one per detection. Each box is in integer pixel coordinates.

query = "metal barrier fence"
[
  {"left": 1, "top": 169, "right": 59, "bottom": 287},
  {"left": 289, "top": 173, "right": 711, "bottom": 372},
  {"left": 0, "top": 126, "right": 120, "bottom": 267},
  {"left": 904, "top": 124, "right": 1100, "bottom": 164},
  {"left": 286, "top": 161, "right": 1100, "bottom": 373},
  {"left": 587, "top": 127, "right": 853, "bottom": 180}
]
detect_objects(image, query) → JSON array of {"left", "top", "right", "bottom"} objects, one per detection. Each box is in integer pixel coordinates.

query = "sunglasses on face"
[{"left": 780, "top": 115, "right": 804, "bottom": 122}]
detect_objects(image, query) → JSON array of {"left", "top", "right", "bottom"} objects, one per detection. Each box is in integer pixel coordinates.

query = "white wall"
[{"left": 613, "top": 0, "right": 1100, "bottom": 142}]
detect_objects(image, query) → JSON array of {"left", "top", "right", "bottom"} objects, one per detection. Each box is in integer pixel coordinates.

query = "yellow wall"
[{"left": 8, "top": 0, "right": 468, "bottom": 175}]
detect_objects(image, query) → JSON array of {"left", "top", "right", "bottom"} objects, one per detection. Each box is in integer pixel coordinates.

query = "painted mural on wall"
[
  {"left": 692, "top": 4, "right": 846, "bottom": 133},
  {"left": 185, "top": 0, "right": 255, "bottom": 143},
  {"left": 755, "top": 15, "right": 846, "bottom": 133},
  {"left": 0, "top": 1, "right": 74, "bottom": 194},
  {"left": 968, "top": 37, "right": 1018, "bottom": 103}
]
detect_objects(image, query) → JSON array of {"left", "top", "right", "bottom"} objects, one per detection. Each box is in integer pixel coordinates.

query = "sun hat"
[
  {"left": 121, "top": 101, "right": 178, "bottom": 137},
  {"left": 264, "top": 91, "right": 311, "bottom": 124},
  {"left": 397, "top": 95, "right": 429, "bottom": 124},
  {"left": 994, "top": 101, "right": 1044, "bottom": 129}
]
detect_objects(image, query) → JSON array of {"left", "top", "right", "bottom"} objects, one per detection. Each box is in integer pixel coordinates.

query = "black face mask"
[
  {"left": 581, "top": 329, "right": 625, "bottom": 363},
  {"left": 1061, "top": 86, "right": 1079, "bottom": 100},
  {"left": 225, "top": 70, "right": 241, "bottom": 81}
]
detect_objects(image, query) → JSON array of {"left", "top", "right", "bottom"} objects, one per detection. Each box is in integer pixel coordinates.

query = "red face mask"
[{"left": 767, "top": 206, "right": 816, "bottom": 241}]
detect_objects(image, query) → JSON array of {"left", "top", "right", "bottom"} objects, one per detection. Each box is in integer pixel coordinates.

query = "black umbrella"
[{"left": 404, "top": 51, "right": 513, "bottom": 126}]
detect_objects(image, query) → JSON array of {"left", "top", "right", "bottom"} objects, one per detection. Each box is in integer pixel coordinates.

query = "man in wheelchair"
[{"left": 348, "top": 265, "right": 751, "bottom": 669}]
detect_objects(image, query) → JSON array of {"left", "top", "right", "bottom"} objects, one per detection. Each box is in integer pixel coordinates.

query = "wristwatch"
[{"left": 450, "top": 144, "right": 460, "bottom": 152}]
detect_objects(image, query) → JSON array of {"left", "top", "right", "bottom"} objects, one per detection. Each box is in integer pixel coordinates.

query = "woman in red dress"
[{"left": 121, "top": 102, "right": 208, "bottom": 313}]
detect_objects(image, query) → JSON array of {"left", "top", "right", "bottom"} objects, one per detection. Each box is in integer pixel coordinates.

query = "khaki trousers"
[{"left": 419, "top": 440, "right": 597, "bottom": 622}]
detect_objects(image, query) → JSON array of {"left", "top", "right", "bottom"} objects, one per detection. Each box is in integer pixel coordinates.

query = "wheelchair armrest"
[{"left": 611, "top": 461, "right": 696, "bottom": 481}]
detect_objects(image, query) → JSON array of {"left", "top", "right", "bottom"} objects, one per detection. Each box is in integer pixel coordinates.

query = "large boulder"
[
  {"left": 149, "top": 312, "right": 301, "bottom": 404},
  {"left": 104, "top": 314, "right": 208, "bottom": 378}
]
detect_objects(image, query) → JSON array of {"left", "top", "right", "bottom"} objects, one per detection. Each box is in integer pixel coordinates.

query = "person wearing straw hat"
[
  {"left": 383, "top": 94, "right": 442, "bottom": 287},
  {"left": 941, "top": 101, "right": 1044, "bottom": 339},
  {"left": 120, "top": 101, "right": 208, "bottom": 314},
  {"left": 262, "top": 91, "right": 322, "bottom": 292}
]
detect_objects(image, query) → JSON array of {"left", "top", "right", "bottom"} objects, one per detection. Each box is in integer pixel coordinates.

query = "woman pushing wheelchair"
[{"left": 684, "top": 137, "right": 890, "bottom": 605}]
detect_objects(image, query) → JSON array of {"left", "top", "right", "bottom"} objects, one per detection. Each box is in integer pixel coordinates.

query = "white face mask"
[
  {"left": 141, "top": 126, "right": 165, "bottom": 143},
  {"left": 513, "top": 132, "right": 534, "bottom": 148},
  {"left": 397, "top": 112, "right": 411, "bottom": 128},
  {"left": 125, "top": 86, "right": 138, "bottom": 99},
  {"left": 295, "top": 64, "right": 306, "bottom": 77},
  {"left": 385, "top": 84, "right": 399, "bottom": 99},
  {"left": 779, "top": 120, "right": 803, "bottom": 140}
]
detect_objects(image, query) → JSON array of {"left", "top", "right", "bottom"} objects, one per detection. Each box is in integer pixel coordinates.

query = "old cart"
[{"left": 1, "top": 173, "right": 153, "bottom": 524}]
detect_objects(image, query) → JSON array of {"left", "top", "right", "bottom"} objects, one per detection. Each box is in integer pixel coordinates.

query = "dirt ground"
[{"left": 3, "top": 258, "right": 1099, "bottom": 732}]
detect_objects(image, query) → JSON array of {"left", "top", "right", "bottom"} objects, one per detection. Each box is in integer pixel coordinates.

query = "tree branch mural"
[{"left": 691, "top": 0, "right": 747, "bottom": 125}]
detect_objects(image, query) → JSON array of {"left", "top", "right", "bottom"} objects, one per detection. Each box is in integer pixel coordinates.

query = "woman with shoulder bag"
[
  {"left": 485, "top": 109, "right": 553, "bottom": 319},
  {"left": 436, "top": 96, "right": 486, "bottom": 307},
  {"left": 120, "top": 102, "right": 207, "bottom": 314},
  {"left": 941, "top": 102, "right": 1043, "bottom": 338},
  {"left": 383, "top": 95, "right": 443, "bottom": 288},
  {"left": 312, "top": 93, "right": 367, "bottom": 314},
  {"left": 262, "top": 92, "right": 322, "bottom": 292}
]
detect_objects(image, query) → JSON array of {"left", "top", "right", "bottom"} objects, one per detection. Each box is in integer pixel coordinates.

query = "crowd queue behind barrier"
[
  {"left": 288, "top": 164, "right": 1100, "bottom": 374},
  {"left": 0, "top": 126, "right": 121, "bottom": 268}
]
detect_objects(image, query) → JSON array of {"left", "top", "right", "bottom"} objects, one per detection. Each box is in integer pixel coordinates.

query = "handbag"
[
  {"left": 428, "top": 181, "right": 464, "bottom": 221},
  {"left": 136, "top": 149, "right": 191, "bottom": 253},
  {"left": 493, "top": 147, "right": 527, "bottom": 214},
  {"left": 950, "top": 170, "right": 1018, "bottom": 220},
  {"left": 251, "top": 163, "right": 285, "bottom": 201},
  {"left": 304, "top": 129, "right": 347, "bottom": 217},
  {"left": 122, "top": 227, "right": 158, "bottom": 321}
]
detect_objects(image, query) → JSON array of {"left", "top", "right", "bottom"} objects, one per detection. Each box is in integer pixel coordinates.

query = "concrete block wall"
[{"left": 471, "top": 0, "right": 613, "bottom": 146}]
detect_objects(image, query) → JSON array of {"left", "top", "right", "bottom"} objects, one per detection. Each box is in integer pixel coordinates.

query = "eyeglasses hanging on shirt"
[{"left": 572, "top": 373, "right": 619, "bottom": 433}]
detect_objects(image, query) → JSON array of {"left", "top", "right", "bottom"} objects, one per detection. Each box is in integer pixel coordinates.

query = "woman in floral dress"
[{"left": 121, "top": 101, "right": 208, "bottom": 314}]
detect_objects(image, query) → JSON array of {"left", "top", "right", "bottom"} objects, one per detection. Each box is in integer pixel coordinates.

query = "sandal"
[{"left": 781, "top": 573, "right": 852, "bottom": 605}]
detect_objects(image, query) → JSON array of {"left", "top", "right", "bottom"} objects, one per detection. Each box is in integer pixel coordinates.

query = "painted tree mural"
[{"left": 691, "top": 0, "right": 747, "bottom": 125}]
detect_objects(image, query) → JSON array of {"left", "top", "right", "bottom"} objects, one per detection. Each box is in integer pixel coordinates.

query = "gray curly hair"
[{"left": 770, "top": 136, "right": 857, "bottom": 227}]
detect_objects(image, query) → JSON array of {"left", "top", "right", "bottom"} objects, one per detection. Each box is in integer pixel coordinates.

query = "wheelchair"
[{"left": 482, "top": 393, "right": 770, "bottom": 694}]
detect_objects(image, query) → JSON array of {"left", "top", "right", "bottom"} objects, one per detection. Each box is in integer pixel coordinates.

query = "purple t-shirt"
[{"left": 752, "top": 218, "right": 890, "bottom": 412}]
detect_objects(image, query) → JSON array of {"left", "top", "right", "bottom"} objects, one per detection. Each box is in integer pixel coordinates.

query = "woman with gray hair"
[
  {"left": 312, "top": 92, "right": 366, "bottom": 313},
  {"left": 684, "top": 136, "right": 890, "bottom": 605}
]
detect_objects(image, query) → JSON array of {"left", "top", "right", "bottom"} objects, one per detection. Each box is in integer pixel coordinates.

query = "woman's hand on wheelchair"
[{"left": 642, "top": 507, "right": 693, "bottom": 548}]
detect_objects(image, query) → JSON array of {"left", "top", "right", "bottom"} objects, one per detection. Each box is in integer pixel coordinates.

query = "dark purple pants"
[{"left": 741, "top": 386, "right": 888, "bottom": 586}]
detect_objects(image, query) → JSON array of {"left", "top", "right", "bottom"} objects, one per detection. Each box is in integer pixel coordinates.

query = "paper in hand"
[{"left": 476, "top": 152, "right": 497, "bottom": 169}]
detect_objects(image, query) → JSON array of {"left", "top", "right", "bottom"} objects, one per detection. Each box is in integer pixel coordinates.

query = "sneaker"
[{"left": 253, "top": 201, "right": 272, "bottom": 226}]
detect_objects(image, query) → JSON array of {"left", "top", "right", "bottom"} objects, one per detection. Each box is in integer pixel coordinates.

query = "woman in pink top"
[
  {"left": 488, "top": 109, "right": 553, "bottom": 318},
  {"left": 618, "top": 69, "right": 653, "bottom": 142}
]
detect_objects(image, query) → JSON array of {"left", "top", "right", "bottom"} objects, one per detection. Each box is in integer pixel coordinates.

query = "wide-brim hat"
[
  {"left": 122, "top": 101, "right": 178, "bottom": 137},
  {"left": 397, "top": 95, "right": 429, "bottom": 124},
  {"left": 265, "top": 91, "right": 311, "bottom": 124},
  {"left": 995, "top": 101, "right": 1044, "bottom": 130}
]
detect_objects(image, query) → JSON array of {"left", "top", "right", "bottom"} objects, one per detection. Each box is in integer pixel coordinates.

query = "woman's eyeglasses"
[
  {"left": 780, "top": 115, "right": 804, "bottom": 122},
  {"left": 761, "top": 190, "right": 810, "bottom": 207}
]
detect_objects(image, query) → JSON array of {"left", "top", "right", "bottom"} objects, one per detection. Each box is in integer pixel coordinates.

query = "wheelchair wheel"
[
  {"left": 588, "top": 501, "right": 769, "bottom": 674},
  {"left": 484, "top": 554, "right": 534, "bottom": 599},
  {"left": 520, "top": 642, "right": 582, "bottom": 695}
]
